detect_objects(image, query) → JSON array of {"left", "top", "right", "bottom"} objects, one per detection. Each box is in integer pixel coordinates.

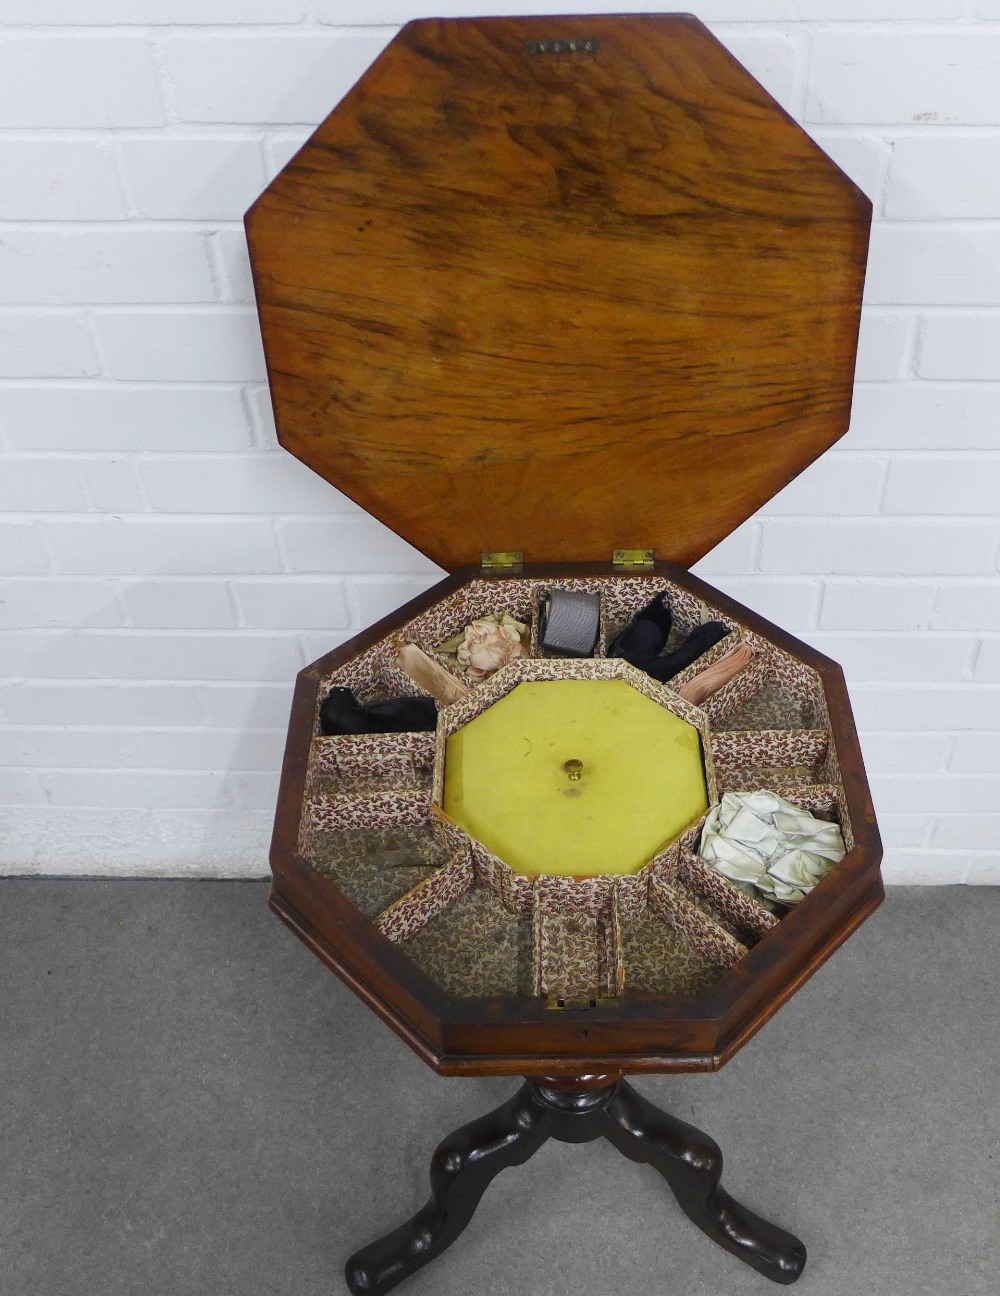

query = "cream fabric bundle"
[{"left": 699, "top": 790, "right": 846, "bottom": 906}]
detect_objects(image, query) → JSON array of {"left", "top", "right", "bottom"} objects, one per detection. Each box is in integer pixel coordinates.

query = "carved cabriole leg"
[
  {"left": 345, "top": 1078, "right": 805, "bottom": 1296},
  {"left": 599, "top": 1080, "right": 806, "bottom": 1285},
  {"left": 345, "top": 1081, "right": 553, "bottom": 1295}
]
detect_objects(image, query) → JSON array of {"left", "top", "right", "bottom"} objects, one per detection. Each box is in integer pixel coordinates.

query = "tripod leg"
[
  {"left": 600, "top": 1081, "right": 806, "bottom": 1285},
  {"left": 345, "top": 1081, "right": 552, "bottom": 1295}
]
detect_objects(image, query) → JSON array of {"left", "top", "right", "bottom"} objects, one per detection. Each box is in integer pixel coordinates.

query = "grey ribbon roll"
[{"left": 539, "top": 588, "right": 601, "bottom": 657}]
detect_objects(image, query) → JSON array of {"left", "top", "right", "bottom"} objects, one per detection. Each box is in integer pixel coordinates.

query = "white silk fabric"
[{"left": 699, "top": 790, "right": 846, "bottom": 906}]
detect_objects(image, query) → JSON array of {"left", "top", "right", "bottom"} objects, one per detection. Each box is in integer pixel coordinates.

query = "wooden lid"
[{"left": 246, "top": 14, "right": 870, "bottom": 571}]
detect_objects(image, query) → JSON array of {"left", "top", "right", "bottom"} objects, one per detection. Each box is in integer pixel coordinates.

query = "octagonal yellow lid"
[{"left": 443, "top": 679, "right": 708, "bottom": 878}]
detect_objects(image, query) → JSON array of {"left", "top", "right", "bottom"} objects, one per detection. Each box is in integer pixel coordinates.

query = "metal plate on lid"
[{"left": 245, "top": 14, "right": 870, "bottom": 572}]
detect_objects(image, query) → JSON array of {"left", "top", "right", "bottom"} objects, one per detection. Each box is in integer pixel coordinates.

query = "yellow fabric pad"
[{"left": 443, "top": 679, "right": 708, "bottom": 878}]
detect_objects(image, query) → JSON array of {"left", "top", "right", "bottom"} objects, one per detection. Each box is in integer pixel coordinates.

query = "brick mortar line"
[{"left": 0, "top": 25, "right": 397, "bottom": 38}]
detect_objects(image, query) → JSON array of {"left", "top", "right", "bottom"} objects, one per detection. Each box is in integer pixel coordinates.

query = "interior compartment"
[
  {"left": 309, "top": 733, "right": 436, "bottom": 796},
  {"left": 529, "top": 582, "right": 608, "bottom": 659},
  {"left": 394, "top": 580, "right": 536, "bottom": 688},
  {"left": 374, "top": 848, "right": 474, "bottom": 944},
  {"left": 301, "top": 575, "right": 852, "bottom": 1003},
  {"left": 711, "top": 729, "right": 831, "bottom": 788},
  {"left": 618, "top": 910, "right": 724, "bottom": 996},
  {"left": 305, "top": 824, "right": 450, "bottom": 917},
  {"left": 403, "top": 889, "right": 535, "bottom": 998},
  {"left": 535, "top": 909, "right": 617, "bottom": 1002}
]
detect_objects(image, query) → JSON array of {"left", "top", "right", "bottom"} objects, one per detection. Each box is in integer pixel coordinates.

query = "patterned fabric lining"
[
  {"left": 307, "top": 787, "right": 431, "bottom": 834},
  {"left": 535, "top": 898, "right": 616, "bottom": 1001},
  {"left": 676, "top": 849, "right": 778, "bottom": 940},
  {"left": 295, "top": 576, "right": 852, "bottom": 1002},
  {"left": 307, "top": 825, "right": 449, "bottom": 916},
  {"left": 311, "top": 731, "right": 436, "bottom": 780},
  {"left": 648, "top": 873, "right": 748, "bottom": 969},
  {"left": 404, "top": 888, "right": 533, "bottom": 997},
  {"left": 375, "top": 848, "right": 474, "bottom": 944},
  {"left": 711, "top": 728, "right": 829, "bottom": 772},
  {"left": 619, "top": 911, "right": 725, "bottom": 996}
]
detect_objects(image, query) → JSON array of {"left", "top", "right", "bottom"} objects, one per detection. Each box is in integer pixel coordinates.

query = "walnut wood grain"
[{"left": 246, "top": 14, "right": 870, "bottom": 571}]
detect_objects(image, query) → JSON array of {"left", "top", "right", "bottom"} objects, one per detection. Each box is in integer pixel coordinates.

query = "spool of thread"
[{"left": 539, "top": 588, "right": 601, "bottom": 657}]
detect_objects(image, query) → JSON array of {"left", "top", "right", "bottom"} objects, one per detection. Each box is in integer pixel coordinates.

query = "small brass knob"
[{"left": 563, "top": 759, "right": 584, "bottom": 782}]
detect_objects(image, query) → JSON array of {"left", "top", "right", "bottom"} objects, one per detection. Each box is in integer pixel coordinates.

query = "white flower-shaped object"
[{"left": 437, "top": 613, "right": 529, "bottom": 683}]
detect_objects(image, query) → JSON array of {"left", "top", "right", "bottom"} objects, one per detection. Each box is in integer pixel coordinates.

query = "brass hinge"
[
  {"left": 612, "top": 548, "right": 654, "bottom": 570},
  {"left": 480, "top": 551, "right": 523, "bottom": 574}
]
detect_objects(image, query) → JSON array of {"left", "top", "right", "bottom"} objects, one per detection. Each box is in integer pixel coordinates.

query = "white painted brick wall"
[
  {"left": 919, "top": 315, "right": 1000, "bottom": 380},
  {"left": 1, "top": 3, "right": 999, "bottom": 884}
]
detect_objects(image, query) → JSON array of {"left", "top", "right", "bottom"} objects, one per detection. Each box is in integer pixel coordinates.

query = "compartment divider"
[
  {"left": 307, "top": 787, "right": 432, "bottom": 833},
  {"left": 311, "top": 731, "right": 436, "bottom": 776},
  {"left": 698, "top": 649, "right": 774, "bottom": 726},
  {"left": 531, "top": 884, "right": 544, "bottom": 997},
  {"left": 374, "top": 847, "right": 475, "bottom": 944},
  {"left": 676, "top": 849, "right": 778, "bottom": 940},
  {"left": 648, "top": 873, "right": 748, "bottom": 969},
  {"left": 710, "top": 728, "right": 830, "bottom": 772},
  {"left": 772, "top": 783, "right": 842, "bottom": 815},
  {"left": 706, "top": 781, "right": 842, "bottom": 815},
  {"left": 531, "top": 879, "right": 619, "bottom": 1005},
  {"left": 610, "top": 884, "right": 626, "bottom": 995}
]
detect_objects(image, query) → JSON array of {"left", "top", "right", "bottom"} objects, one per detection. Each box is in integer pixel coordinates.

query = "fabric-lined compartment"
[
  {"left": 300, "top": 575, "right": 853, "bottom": 1003},
  {"left": 305, "top": 823, "right": 450, "bottom": 916},
  {"left": 309, "top": 732, "right": 436, "bottom": 796},
  {"left": 675, "top": 849, "right": 778, "bottom": 941},
  {"left": 374, "top": 847, "right": 475, "bottom": 943},
  {"left": 701, "top": 775, "right": 848, "bottom": 853},
  {"left": 534, "top": 911, "right": 614, "bottom": 1002},
  {"left": 600, "top": 579, "right": 708, "bottom": 653},
  {"left": 666, "top": 624, "right": 745, "bottom": 693},
  {"left": 618, "top": 909, "right": 726, "bottom": 996},
  {"left": 697, "top": 650, "right": 773, "bottom": 726},
  {"left": 710, "top": 780, "right": 853, "bottom": 853},
  {"left": 702, "top": 636, "right": 828, "bottom": 733},
  {"left": 531, "top": 873, "right": 611, "bottom": 1000},
  {"left": 710, "top": 729, "right": 830, "bottom": 786},
  {"left": 394, "top": 580, "right": 535, "bottom": 686},
  {"left": 326, "top": 757, "right": 428, "bottom": 794},
  {"left": 528, "top": 583, "right": 608, "bottom": 659},
  {"left": 616, "top": 841, "right": 744, "bottom": 995},
  {"left": 306, "top": 787, "right": 432, "bottom": 833},
  {"left": 317, "top": 639, "right": 428, "bottom": 713},
  {"left": 713, "top": 691, "right": 824, "bottom": 731},
  {"left": 402, "top": 888, "right": 535, "bottom": 997},
  {"left": 648, "top": 872, "right": 748, "bottom": 969}
]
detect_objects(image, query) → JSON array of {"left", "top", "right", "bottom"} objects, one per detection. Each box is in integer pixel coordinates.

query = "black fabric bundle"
[
  {"left": 610, "top": 591, "right": 729, "bottom": 683},
  {"left": 319, "top": 687, "right": 438, "bottom": 736}
]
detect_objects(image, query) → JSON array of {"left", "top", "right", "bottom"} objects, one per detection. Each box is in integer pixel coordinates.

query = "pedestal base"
[{"left": 345, "top": 1077, "right": 806, "bottom": 1294}]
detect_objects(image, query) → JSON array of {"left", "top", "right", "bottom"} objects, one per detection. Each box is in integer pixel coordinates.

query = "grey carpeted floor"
[{"left": 1, "top": 881, "right": 997, "bottom": 1296}]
